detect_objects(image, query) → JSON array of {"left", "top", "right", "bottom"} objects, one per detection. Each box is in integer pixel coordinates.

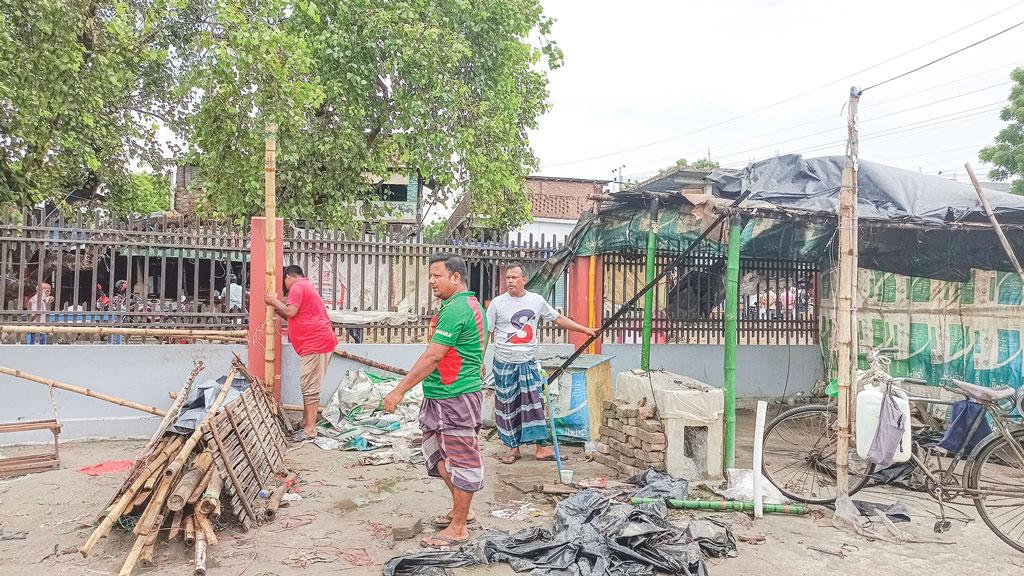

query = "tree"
[
  {"left": 659, "top": 157, "right": 720, "bottom": 175},
  {"left": 1, "top": 1, "right": 561, "bottom": 232},
  {"left": 0, "top": 1, "right": 181, "bottom": 210},
  {"left": 980, "top": 67, "right": 1024, "bottom": 195}
]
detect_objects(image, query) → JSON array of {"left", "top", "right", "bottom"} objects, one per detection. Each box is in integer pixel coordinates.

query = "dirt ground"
[{"left": 2, "top": 409, "right": 1023, "bottom": 575}]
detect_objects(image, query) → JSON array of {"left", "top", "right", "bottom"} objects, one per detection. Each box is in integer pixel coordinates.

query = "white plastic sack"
[{"left": 716, "top": 468, "right": 789, "bottom": 505}]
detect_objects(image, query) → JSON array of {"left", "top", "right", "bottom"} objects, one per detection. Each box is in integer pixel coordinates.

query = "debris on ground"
[
  {"left": 490, "top": 502, "right": 543, "bottom": 521},
  {"left": 383, "top": 488, "right": 737, "bottom": 575},
  {"left": 0, "top": 528, "right": 28, "bottom": 540},
  {"left": 77, "top": 460, "right": 134, "bottom": 476},
  {"left": 392, "top": 518, "right": 424, "bottom": 541},
  {"left": 715, "top": 468, "right": 789, "bottom": 504},
  {"left": 627, "top": 468, "right": 689, "bottom": 500}
]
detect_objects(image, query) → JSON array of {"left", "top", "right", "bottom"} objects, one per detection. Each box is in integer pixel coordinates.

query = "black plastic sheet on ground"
[
  {"left": 383, "top": 489, "right": 735, "bottom": 576},
  {"left": 627, "top": 469, "right": 689, "bottom": 501}
]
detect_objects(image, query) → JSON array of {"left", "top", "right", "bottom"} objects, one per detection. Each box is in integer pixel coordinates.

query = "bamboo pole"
[
  {"left": 1, "top": 366, "right": 166, "bottom": 416},
  {"left": 80, "top": 436, "right": 183, "bottom": 557},
  {"left": 147, "top": 362, "right": 204, "bottom": 453},
  {"left": 333, "top": 347, "right": 409, "bottom": 375},
  {"left": 264, "top": 123, "right": 278, "bottom": 393},
  {"left": 194, "top": 530, "right": 208, "bottom": 576},
  {"left": 194, "top": 512, "right": 219, "bottom": 546},
  {"left": 169, "top": 390, "right": 320, "bottom": 415},
  {"left": 168, "top": 468, "right": 206, "bottom": 512},
  {"left": 165, "top": 368, "right": 237, "bottom": 479},
  {"left": 965, "top": 162, "right": 1024, "bottom": 278},
  {"left": 123, "top": 470, "right": 178, "bottom": 575},
  {"left": 199, "top": 473, "right": 224, "bottom": 516},
  {"left": 139, "top": 514, "right": 162, "bottom": 567},
  {"left": 836, "top": 87, "right": 862, "bottom": 495},
  {"left": 265, "top": 472, "right": 296, "bottom": 520},
  {"left": 184, "top": 515, "right": 196, "bottom": 547},
  {"left": 0, "top": 325, "right": 246, "bottom": 339},
  {"left": 168, "top": 510, "right": 184, "bottom": 541},
  {"left": 188, "top": 466, "right": 215, "bottom": 505}
]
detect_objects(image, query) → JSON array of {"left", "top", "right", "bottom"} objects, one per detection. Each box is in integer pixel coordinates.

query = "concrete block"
[
  {"left": 637, "top": 429, "right": 667, "bottom": 445},
  {"left": 616, "top": 406, "right": 640, "bottom": 418},
  {"left": 642, "top": 441, "right": 667, "bottom": 453},
  {"left": 393, "top": 518, "right": 423, "bottom": 541},
  {"left": 639, "top": 419, "right": 663, "bottom": 433},
  {"left": 601, "top": 427, "right": 626, "bottom": 444}
]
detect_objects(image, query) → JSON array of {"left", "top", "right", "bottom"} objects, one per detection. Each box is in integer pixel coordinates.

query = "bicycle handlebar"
[{"left": 895, "top": 377, "right": 928, "bottom": 385}]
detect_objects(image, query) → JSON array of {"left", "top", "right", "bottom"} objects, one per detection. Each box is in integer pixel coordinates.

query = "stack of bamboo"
[{"left": 79, "top": 359, "right": 292, "bottom": 576}]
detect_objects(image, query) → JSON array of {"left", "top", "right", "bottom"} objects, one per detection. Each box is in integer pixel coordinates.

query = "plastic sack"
[
  {"left": 715, "top": 469, "right": 789, "bottom": 505},
  {"left": 939, "top": 400, "right": 992, "bottom": 455},
  {"left": 626, "top": 469, "right": 688, "bottom": 501}
]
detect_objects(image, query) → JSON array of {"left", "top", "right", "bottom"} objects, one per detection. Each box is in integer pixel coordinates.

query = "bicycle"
[{"left": 761, "top": 348, "right": 1024, "bottom": 553}]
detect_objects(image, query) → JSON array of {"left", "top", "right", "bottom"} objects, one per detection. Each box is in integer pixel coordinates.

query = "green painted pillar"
[
  {"left": 641, "top": 197, "right": 660, "bottom": 371},
  {"left": 723, "top": 213, "right": 742, "bottom": 469}
]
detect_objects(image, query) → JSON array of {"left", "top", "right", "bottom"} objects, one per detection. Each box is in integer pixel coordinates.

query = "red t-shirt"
[{"left": 285, "top": 278, "right": 337, "bottom": 356}]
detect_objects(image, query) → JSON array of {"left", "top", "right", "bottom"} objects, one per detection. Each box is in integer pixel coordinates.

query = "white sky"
[{"left": 530, "top": 0, "right": 1024, "bottom": 184}]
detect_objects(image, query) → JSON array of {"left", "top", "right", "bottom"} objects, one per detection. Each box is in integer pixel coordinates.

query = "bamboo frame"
[
  {"left": 165, "top": 368, "right": 237, "bottom": 479},
  {"left": 0, "top": 325, "right": 246, "bottom": 339},
  {"left": 1, "top": 366, "right": 166, "bottom": 416}
]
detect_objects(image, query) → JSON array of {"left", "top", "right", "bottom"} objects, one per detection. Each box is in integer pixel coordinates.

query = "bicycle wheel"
[
  {"left": 762, "top": 404, "right": 875, "bottom": 505},
  {"left": 967, "top": 428, "right": 1024, "bottom": 554}
]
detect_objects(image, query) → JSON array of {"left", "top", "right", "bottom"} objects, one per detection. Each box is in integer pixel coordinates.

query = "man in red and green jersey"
[{"left": 383, "top": 254, "right": 487, "bottom": 549}]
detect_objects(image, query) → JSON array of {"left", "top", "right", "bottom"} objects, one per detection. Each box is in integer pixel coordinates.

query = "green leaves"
[
  {"left": 981, "top": 67, "right": 1024, "bottom": 195},
  {"left": 1, "top": 0, "right": 559, "bottom": 232}
]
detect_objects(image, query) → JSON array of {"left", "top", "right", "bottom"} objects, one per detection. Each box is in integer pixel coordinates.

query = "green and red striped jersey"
[{"left": 422, "top": 291, "right": 488, "bottom": 399}]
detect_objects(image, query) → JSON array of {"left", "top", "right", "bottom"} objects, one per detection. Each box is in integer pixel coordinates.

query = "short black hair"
[
  {"left": 283, "top": 265, "right": 305, "bottom": 277},
  {"left": 429, "top": 253, "right": 468, "bottom": 281},
  {"left": 506, "top": 263, "right": 526, "bottom": 275}
]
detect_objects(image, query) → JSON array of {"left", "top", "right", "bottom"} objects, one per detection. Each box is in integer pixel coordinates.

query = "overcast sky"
[{"left": 529, "top": 0, "right": 1024, "bottom": 185}]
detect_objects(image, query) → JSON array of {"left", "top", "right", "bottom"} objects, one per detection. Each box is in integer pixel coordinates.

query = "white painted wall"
[{"left": 508, "top": 217, "right": 576, "bottom": 245}]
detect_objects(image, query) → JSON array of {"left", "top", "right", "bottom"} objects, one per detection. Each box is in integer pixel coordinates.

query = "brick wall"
[{"left": 526, "top": 178, "right": 605, "bottom": 219}]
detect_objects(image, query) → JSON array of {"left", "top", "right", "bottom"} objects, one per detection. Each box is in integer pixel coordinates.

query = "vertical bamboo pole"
[
  {"left": 836, "top": 87, "right": 861, "bottom": 495},
  {"left": 723, "top": 214, "right": 742, "bottom": 470},
  {"left": 264, "top": 124, "right": 278, "bottom": 392},
  {"left": 640, "top": 196, "right": 660, "bottom": 371}
]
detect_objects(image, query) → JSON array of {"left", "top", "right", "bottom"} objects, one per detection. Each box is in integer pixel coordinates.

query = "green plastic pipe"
[
  {"left": 723, "top": 214, "right": 741, "bottom": 469},
  {"left": 641, "top": 197, "right": 660, "bottom": 371},
  {"left": 631, "top": 497, "right": 808, "bottom": 515}
]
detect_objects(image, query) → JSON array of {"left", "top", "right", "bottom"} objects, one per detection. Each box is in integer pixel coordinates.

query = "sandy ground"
[{"left": 2, "top": 410, "right": 1023, "bottom": 576}]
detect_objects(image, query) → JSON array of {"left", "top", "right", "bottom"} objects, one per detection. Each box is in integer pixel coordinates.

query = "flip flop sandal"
[
  {"left": 499, "top": 453, "right": 521, "bottom": 465},
  {"left": 536, "top": 455, "right": 558, "bottom": 461},
  {"left": 289, "top": 429, "right": 316, "bottom": 444},
  {"left": 432, "top": 515, "right": 479, "bottom": 527},
  {"left": 420, "top": 534, "right": 470, "bottom": 549}
]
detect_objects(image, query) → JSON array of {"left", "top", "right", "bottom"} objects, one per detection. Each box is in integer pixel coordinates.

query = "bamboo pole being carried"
[
  {"left": 333, "top": 347, "right": 409, "bottom": 376},
  {"left": 0, "top": 325, "right": 247, "bottom": 339},
  {"left": 264, "top": 122, "right": 279, "bottom": 392},
  {"left": 80, "top": 436, "right": 184, "bottom": 557},
  {"left": 165, "top": 368, "right": 237, "bottom": 479},
  {"left": 1, "top": 366, "right": 166, "bottom": 416}
]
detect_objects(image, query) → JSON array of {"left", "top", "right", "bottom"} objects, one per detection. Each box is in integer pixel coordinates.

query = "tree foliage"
[
  {"left": 0, "top": 0, "right": 561, "bottom": 231},
  {"left": 980, "top": 67, "right": 1024, "bottom": 195}
]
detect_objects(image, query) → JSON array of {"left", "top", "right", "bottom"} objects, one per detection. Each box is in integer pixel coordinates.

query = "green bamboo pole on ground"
[
  {"left": 631, "top": 497, "right": 808, "bottom": 515},
  {"left": 640, "top": 197, "right": 660, "bottom": 371},
  {"left": 723, "top": 214, "right": 742, "bottom": 469}
]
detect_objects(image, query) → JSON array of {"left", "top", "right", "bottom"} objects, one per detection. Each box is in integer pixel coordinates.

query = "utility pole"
[{"left": 836, "top": 87, "right": 861, "bottom": 494}]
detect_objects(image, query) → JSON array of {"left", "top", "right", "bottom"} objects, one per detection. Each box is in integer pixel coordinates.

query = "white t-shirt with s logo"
[{"left": 485, "top": 291, "right": 559, "bottom": 364}]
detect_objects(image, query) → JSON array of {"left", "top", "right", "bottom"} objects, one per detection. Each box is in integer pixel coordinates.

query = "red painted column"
[
  {"left": 248, "top": 217, "right": 285, "bottom": 399},
  {"left": 567, "top": 255, "right": 603, "bottom": 353}
]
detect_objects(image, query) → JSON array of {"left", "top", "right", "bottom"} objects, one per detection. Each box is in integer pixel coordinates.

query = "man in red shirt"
[{"left": 265, "top": 265, "right": 338, "bottom": 442}]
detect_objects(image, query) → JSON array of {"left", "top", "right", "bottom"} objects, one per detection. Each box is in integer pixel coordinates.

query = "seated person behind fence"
[
  {"left": 27, "top": 281, "right": 53, "bottom": 344},
  {"left": 264, "top": 265, "right": 338, "bottom": 443},
  {"left": 220, "top": 275, "right": 245, "bottom": 312}
]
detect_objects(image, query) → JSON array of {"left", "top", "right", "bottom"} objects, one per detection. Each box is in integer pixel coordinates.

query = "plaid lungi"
[
  {"left": 419, "top": 391, "right": 484, "bottom": 492},
  {"left": 493, "top": 360, "right": 550, "bottom": 448}
]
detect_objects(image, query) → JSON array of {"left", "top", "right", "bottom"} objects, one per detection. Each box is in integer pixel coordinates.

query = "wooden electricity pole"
[
  {"left": 263, "top": 124, "right": 278, "bottom": 391},
  {"left": 836, "top": 87, "right": 861, "bottom": 494}
]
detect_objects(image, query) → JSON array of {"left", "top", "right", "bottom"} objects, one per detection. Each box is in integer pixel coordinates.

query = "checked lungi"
[
  {"left": 419, "top": 391, "right": 484, "bottom": 493},
  {"left": 493, "top": 360, "right": 550, "bottom": 449}
]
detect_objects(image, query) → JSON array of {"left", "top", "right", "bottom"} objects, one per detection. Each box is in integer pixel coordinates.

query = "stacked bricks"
[{"left": 592, "top": 399, "right": 667, "bottom": 478}]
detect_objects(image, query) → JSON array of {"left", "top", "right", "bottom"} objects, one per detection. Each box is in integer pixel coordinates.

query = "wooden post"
[
  {"left": 264, "top": 123, "right": 278, "bottom": 395},
  {"left": 965, "top": 162, "right": 1024, "bottom": 278},
  {"left": 836, "top": 86, "right": 862, "bottom": 495}
]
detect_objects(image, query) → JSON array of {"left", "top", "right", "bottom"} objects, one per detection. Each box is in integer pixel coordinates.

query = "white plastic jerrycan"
[{"left": 856, "top": 383, "right": 913, "bottom": 463}]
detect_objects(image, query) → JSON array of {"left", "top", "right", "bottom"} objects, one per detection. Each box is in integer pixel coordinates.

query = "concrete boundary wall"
[{"left": 1, "top": 342, "right": 822, "bottom": 442}]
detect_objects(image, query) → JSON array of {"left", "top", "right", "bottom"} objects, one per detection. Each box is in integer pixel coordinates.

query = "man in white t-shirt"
[{"left": 485, "top": 264, "right": 596, "bottom": 464}]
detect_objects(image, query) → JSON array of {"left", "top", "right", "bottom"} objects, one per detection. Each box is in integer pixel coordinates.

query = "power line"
[
  {"left": 541, "top": 0, "right": 1024, "bottom": 170},
  {"left": 862, "top": 18, "right": 1024, "bottom": 91},
  {"left": 621, "top": 80, "right": 1013, "bottom": 174}
]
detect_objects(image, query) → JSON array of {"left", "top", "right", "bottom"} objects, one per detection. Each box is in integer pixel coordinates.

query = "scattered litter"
[
  {"left": 852, "top": 500, "right": 910, "bottom": 523},
  {"left": 716, "top": 468, "right": 789, "bottom": 504},
  {"left": 384, "top": 488, "right": 735, "bottom": 576},
  {"left": 809, "top": 545, "right": 847, "bottom": 558},
  {"left": 282, "top": 493, "right": 302, "bottom": 504},
  {"left": 313, "top": 436, "right": 342, "bottom": 451},
  {"left": 268, "top": 512, "right": 317, "bottom": 532},
  {"left": 0, "top": 528, "right": 28, "bottom": 540},
  {"left": 577, "top": 476, "right": 608, "bottom": 489},
  {"left": 737, "top": 534, "right": 767, "bottom": 544},
  {"left": 39, "top": 544, "right": 78, "bottom": 562},
  {"left": 358, "top": 450, "right": 397, "bottom": 466},
  {"left": 368, "top": 521, "right": 390, "bottom": 540},
  {"left": 77, "top": 460, "right": 134, "bottom": 476},
  {"left": 489, "top": 502, "right": 543, "bottom": 521},
  {"left": 627, "top": 468, "right": 688, "bottom": 500}
]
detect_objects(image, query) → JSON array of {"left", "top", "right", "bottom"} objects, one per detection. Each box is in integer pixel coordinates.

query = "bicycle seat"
[{"left": 948, "top": 379, "right": 1016, "bottom": 402}]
